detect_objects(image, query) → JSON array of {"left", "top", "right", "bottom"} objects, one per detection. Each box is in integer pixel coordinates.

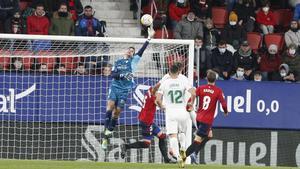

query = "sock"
[
  {"left": 108, "top": 117, "right": 118, "bottom": 131},
  {"left": 178, "top": 133, "right": 186, "bottom": 150},
  {"left": 159, "top": 138, "right": 169, "bottom": 161},
  {"left": 169, "top": 137, "right": 179, "bottom": 159},
  {"left": 104, "top": 110, "right": 112, "bottom": 129},
  {"left": 186, "top": 137, "right": 209, "bottom": 157},
  {"left": 125, "top": 141, "right": 149, "bottom": 149}
]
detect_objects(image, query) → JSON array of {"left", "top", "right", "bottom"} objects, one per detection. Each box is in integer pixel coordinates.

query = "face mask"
[
  {"left": 187, "top": 15, "right": 195, "bottom": 22},
  {"left": 289, "top": 49, "right": 296, "bottom": 55},
  {"left": 199, "top": 0, "right": 206, "bottom": 4},
  {"left": 215, "top": 74, "right": 219, "bottom": 80},
  {"left": 58, "top": 12, "right": 68, "bottom": 17},
  {"left": 262, "top": 7, "right": 269, "bottom": 12},
  {"left": 291, "top": 27, "right": 298, "bottom": 32},
  {"left": 229, "top": 21, "right": 237, "bottom": 26},
  {"left": 280, "top": 71, "right": 287, "bottom": 77},
  {"left": 219, "top": 48, "right": 226, "bottom": 53},
  {"left": 236, "top": 70, "right": 244, "bottom": 77},
  {"left": 254, "top": 78, "right": 261, "bottom": 82}
]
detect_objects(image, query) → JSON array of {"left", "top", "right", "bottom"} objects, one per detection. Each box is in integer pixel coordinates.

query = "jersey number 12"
[{"left": 168, "top": 90, "right": 183, "bottom": 104}]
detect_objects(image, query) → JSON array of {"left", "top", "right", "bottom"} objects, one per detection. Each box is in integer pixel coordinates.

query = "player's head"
[
  {"left": 169, "top": 63, "right": 180, "bottom": 76},
  {"left": 126, "top": 47, "right": 135, "bottom": 58},
  {"left": 207, "top": 70, "right": 217, "bottom": 84},
  {"left": 173, "top": 62, "right": 183, "bottom": 74}
]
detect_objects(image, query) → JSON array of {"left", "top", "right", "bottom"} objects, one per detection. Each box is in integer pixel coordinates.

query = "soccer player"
[
  {"left": 120, "top": 83, "right": 171, "bottom": 163},
  {"left": 101, "top": 27, "right": 155, "bottom": 149},
  {"left": 180, "top": 70, "right": 228, "bottom": 168},
  {"left": 156, "top": 63, "right": 196, "bottom": 163}
]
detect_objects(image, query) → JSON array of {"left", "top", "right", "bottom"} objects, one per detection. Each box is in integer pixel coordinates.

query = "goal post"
[{"left": 0, "top": 33, "right": 194, "bottom": 162}]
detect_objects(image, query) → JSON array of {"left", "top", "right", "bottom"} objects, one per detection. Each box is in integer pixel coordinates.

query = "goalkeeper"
[
  {"left": 120, "top": 83, "right": 172, "bottom": 163},
  {"left": 101, "top": 26, "right": 155, "bottom": 150}
]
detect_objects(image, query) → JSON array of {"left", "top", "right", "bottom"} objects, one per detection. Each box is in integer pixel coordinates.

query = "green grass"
[{"left": 0, "top": 160, "right": 297, "bottom": 169}]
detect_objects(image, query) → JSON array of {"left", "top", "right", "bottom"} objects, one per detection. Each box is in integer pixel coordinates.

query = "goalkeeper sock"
[
  {"left": 186, "top": 137, "right": 209, "bottom": 157},
  {"left": 159, "top": 138, "right": 169, "bottom": 161},
  {"left": 108, "top": 117, "right": 118, "bottom": 131},
  {"left": 125, "top": 141, "right": 150, "bottom": 149},
  {"left": 169, "top": 137, "right": 180, "bottom": 158},
  {"left": 104, "top": 110, "right": 112, "bottom": 129}
]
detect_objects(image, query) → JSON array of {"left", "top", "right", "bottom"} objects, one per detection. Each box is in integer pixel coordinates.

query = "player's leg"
[
  {"left": 121, "top": 122, "right": 152, "bottom": 159},
  {"left": 178, "top": 117, "right": 189, "bottom": 168},
  {"left": 108, "top": 89, "right": 129, "bottom": 132},
  {"left": 153, "top": 123, "right": 171, "bottom": 163},
  {"left": 185, "top": 122, "right": 212, "bottom": 158},
  {"left": 102, "top": 88, "right": 116, "bottom": 150},
  {"left": 166, "top": 118, "right": 180, "bottom": 160}
]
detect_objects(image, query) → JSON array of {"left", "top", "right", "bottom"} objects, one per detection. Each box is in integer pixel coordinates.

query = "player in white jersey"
[{"left": 156, "top": 62, "right": 196, "bottom": 165}]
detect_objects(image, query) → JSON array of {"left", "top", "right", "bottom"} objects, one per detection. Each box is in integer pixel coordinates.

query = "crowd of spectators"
[
  {"left": 0, "top": 0, "right": 110, "bottom": 76},
  {"left": 155, "top": 0, "right": 300, "bottom": 82}
]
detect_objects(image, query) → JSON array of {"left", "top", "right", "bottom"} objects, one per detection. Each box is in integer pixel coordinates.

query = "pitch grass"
[{"left": 0, "top": 160, "right": 296, "bottom": 169}]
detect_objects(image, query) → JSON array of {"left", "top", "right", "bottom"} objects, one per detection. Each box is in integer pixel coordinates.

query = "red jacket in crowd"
[
  {"left": 259, "top": 53, "right": 281, "bottom": 72},
  {"left": 27, "top": 14, "right": 50, "bottom": 35},
  {"left": 256, "top": 10, "right": 276, "bottom": 26},
  {"left": 168, "top": 2, "right": 190, "bottom": 22}
]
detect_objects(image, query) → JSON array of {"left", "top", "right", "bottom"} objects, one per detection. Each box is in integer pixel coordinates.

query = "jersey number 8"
[{"left": 203, "top": 96, "right": 211, "bottom": 110}]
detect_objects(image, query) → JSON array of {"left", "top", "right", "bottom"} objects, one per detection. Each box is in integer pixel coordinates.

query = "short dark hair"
[
  {"left": 78, "top": 62, "right": 84, "bottom": 66},
  {"left": 35, "top": 3, "right": 44, "bottom": 8},
  {"left": 254, "top": 71, "right": 262, "bottom": 76},
  {"left": 218, "top": 40, "right": 227, "bottom": 46},
  {"left": 194, "top": 35, "right": 203, "bottom": 41},
  {"left": 84, "top": 5, "right": 93, "bottom": 9},
  {"left": 59, "top": 2, "right": 68, "bottom": 9},
  {"left": 207, "top": 70, "right": 217, "bottom": 83},
  {"left": 170, "top": 63, "right": 180, "bottom": 74}
]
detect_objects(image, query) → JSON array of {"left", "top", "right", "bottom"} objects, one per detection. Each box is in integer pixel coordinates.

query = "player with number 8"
[{"left": 179, "top": 70, "right": 228, "bottom": 168}]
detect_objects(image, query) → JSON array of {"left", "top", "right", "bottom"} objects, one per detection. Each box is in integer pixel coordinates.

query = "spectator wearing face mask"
[
  {"left": 253, "top": 71, "right": 262, "bottom": 81},
  {"left": 282, "top": 43, "right": 300, "bottom": 81},
  {"left": 49, "top": 3, "right": 74, "bottom": 35},
  {"left": 259, "top": 44, "right": 282, "bottom": 80},
  {"left": 168, "top": 0, "right": 190, "bottom": 30},
  {"left": 233, "top": 41, "right": 258, "bottom": 80},
  {"left": 203, "top": 18, "right": 221, "bottom": 51},
  {"left": 174, "top": 11, "right": 203, "bottom": 39},
  {"left": 211, "top": 40, "right": 234, "bottom": 80},
  {"left": 284, "top": 20, "right": 300, "bottom": 47},
  {"left": 256, "top": 1, "right": 275, "bottom": 35},
  {"left": 194, "top": 36, "right": 212, "bottom": 79},
  {"left": 221, "top": 11, "right": 246, "bottom": 50},
  {"left": 230, "top": 66, "right": 246, "bottom": 81},
  {"left": 270, "top": 64, "right": 296, "bottom": 82},
  {"left": 4, "top": 11, "right": 25, "bottom": 34}
]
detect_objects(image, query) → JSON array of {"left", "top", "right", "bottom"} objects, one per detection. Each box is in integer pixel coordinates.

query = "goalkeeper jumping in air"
[{"left": 101, "top": 27, "right": 155, "bottom": 150}]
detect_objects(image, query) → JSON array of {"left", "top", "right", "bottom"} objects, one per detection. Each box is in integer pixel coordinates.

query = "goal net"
[{"left": 0, "top": 34, "right": 194, "bottom": 162}]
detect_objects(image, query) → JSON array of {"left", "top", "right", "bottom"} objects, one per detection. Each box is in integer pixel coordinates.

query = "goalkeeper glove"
[
  {"left": 120, "top": 73, "right": 134, "bottom": 81},
  {"left": 147, "top": 25, "right": 155, "bottom": 40}
]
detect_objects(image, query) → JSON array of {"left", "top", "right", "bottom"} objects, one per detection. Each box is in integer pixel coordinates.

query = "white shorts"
[{"left": 165, "top": 108, "right": 189, "bottom": 135}]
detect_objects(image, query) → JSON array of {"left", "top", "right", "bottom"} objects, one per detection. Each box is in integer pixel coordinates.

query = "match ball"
[{"left": 141, "top": 14, "right": 153, "bottom": 26}]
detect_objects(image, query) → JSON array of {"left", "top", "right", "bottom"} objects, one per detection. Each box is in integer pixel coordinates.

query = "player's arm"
[
  {"left": 135, "top": 26, "right": 155, "bottom": 57},
  {"left": 155, "top": 83, "right": 165, "bottom": 111},
  {"left": 218, "top": 90, "right": 228, "bottom": 116}
]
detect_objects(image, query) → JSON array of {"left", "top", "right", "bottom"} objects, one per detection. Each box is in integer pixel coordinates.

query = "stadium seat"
[
  {"left": 212, "top": 7, "right": 228, "bottom": 29},
  {"left": 166, "top": 55, "right": 186, "bottom": 68},
  {"left": 36, "top": 51, "right": 57, "bottom": 71},
  {"left": 273, "top": 9, "right": 293, "bottom": 32},
  {"left": 247, "top": 32, "right": 262, "bottom": 53},
  {"left": 0, "top": 50, "right": 10, "bottom": 70},
  {"left": 12, "top": 50, "right": 34, "bottom": 70},
  {"left": 264, "top": 33, "right": 284, "bottom": 52},
  {"left": 59, "top": 57, "right": 79, "bottom": 72}
]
